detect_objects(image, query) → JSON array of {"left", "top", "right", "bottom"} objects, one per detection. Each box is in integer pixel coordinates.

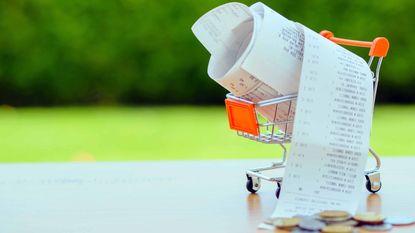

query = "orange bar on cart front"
[{"left": 225, "top": 99, "right": 259, "bottom": 136}]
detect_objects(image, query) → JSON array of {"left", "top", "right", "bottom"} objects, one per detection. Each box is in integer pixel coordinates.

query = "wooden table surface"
[{"left": 0, "top": 157, "right": 413, "bottom": 233}]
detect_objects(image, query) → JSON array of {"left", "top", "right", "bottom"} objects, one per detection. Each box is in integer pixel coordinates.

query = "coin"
[
  {"left": 362, "top": 223, "right": 393, "bottom": 231},
  {"left": 328, "top": 220, "right": 358, "bottom": 227},
  {"left": 353, "top": 212, "right": 385, "bottom": 224},
  {"left": 385, "top": 216, "right": 415, "bottom": 226},
  {"left": 321, "top": 216, "right": 352, "bottom": 223},
  {"left": 320, "top": 210, "right": 351, "bottom": 219},
  {"left": 298, "top": 218, "right": 326, "bottom": 231},
  {"left": 272, "top": 217, "right": 300, "bottom": 229},
  {"left": 321, "top": 225, "right": 353, "bottom": 233}
]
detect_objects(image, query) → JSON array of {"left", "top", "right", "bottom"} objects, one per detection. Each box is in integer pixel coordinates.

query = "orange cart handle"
[{"left": 320, "top": 30, "right": 389, "bottom": 57}]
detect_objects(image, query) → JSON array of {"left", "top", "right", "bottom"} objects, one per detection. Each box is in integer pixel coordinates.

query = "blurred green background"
[{"left": 0, "top": 0, "right": 414, "bottom": 162}]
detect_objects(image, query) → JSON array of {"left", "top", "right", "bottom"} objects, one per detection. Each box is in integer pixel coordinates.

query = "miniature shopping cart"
[{"left": 225, "top": 30, "right": 389, "bottom": 198}]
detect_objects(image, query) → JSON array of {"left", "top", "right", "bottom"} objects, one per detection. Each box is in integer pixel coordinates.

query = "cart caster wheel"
[
  {"left": 365, "top": 172, "right": 382, "bottom": 193},
  {"left": 366, "top": 179, "right": 382, "bottom": 193},
  {"left": 275, "top": 182, "right": 281, "bottom": 199},
  {"left": 246, "top": 176, "right": 261, "bottom": 193}
]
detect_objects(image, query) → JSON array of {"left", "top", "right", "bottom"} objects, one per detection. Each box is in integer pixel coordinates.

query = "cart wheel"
[
  {"left": 275, "top": 182, "right": 281, "bottom": 199},
  {"left": 246, "top": 176, "right": 261, "bottom": 193},
  {"left": 366, "top": 179, "right": 382, "bottom": 193},
  {"left": 365, "top": 173, "right": 382, "bottom": 193}
]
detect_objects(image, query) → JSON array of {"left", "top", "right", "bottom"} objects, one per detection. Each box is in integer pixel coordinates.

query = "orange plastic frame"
[
  {"left": 320, "top": 30, "right": 389, "bottom": 57},
  {"left": 225, "top": 99, "right": 259, "bottom": 136},
  {"left": 225, "top": 31, "right": 389, "bottom": 135}
]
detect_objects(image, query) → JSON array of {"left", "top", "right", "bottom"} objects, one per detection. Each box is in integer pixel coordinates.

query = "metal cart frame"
[{"left": 224, "top": 30, "right": 389, "bottom": 198}]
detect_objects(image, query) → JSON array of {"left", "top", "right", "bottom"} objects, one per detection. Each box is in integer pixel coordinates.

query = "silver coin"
[
  {"left": 299, "top": 218, "right": 326, "bottom": 231},
  {"left": 385, "top": 216, "right": 415, "bottom": 226},
  {"left": 362, "top": 223, "right": 393, "bottom": 231}
]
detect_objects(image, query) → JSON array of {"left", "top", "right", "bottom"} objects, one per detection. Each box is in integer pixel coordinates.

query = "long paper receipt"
[{"left": 192, "top": 2, "right": 373, "bottom": 217}]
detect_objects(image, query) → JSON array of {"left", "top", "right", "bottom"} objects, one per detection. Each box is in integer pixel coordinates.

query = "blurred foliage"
[{"left": 0, "top": 0, "right": 414, "bottom": 105}]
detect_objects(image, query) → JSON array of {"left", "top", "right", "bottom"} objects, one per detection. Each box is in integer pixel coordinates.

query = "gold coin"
[
  {"left": 329, "top": 220, "right": 358, "bottom": 227},
  {"left": 272, "top": 217, "right": 300, "bottom": 228},
  {"left": 322, "top": 216, "right": 352, "bottom": 223},
  {"left": 321, "top": 225, "right": 353, "bottom": 233},
  {"left": 353, "top": 212, "right": 385, "bottom": 224},
  {"left": 320, "top": 210, "right": 351, "bottom": 219}
]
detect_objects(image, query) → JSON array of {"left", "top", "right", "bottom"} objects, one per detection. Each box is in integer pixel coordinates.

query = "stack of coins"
[
  {"left": 353, "top": 212, "right": 392, "bottom": 232},
  {"left": 262, "top": 210, "right": 415, "bottom": 232}
]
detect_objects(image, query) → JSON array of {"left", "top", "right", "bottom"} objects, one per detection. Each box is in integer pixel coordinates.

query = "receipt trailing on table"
[{"left": 192, "top": 2, "right": 374, "bottom": 217}]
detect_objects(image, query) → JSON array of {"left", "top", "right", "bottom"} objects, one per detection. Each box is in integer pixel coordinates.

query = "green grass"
[{"left": 0, "top": 105, "right": 413, "bottom": 162}]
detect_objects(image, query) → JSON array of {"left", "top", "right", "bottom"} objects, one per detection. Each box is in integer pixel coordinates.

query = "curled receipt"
[
  {"left": 192, "top": 2, "right": 304, "bottom": 132},
  {"left": 192, "top": 2, "right": 373, "bottom": 217}
]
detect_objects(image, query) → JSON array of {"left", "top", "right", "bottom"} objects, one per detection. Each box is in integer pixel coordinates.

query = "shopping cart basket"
[{"left": 225, "top": 30, "right": 389, "bottom": 198}]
